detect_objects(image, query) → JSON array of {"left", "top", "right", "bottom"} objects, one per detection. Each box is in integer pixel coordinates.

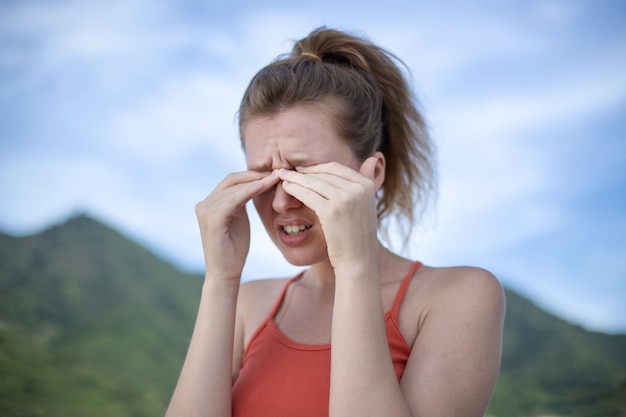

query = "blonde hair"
[{"left": 239, "top": 27, "right": 436, "bottom": 242}]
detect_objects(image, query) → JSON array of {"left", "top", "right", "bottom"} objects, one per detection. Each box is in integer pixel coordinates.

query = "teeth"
[{"left": 283, "top": 225, "right": 310, "bottom": 235}]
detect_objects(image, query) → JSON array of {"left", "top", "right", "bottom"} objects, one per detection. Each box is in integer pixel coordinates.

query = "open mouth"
[{"left": 282, "top": 224, "right": 312, "bottom": 235}]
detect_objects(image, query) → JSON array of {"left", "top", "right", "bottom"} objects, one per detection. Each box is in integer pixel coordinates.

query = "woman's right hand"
[{"left": 195, "top": 170, "right": 279, "bottom": 284}]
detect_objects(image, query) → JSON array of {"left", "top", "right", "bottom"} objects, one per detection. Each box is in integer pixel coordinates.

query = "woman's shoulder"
[
  {"left": 232, "top": 277, "right": 292, "bottom": 376},
  {"left": 240, "top": 276, "right": 291, "bottom": 294},
  {"left": 236, "top": 277, "right": 292, "bottom": 335},
  {"left": 238, "top": 277, "right": 291, "bottom": 311},
  {"left": 397, "top": 264, "right": 505, "bottom": 350},
  {"left": 419, "top": 264, "right": 502, "bottom": 288},
  {"left": 412, "top": 264, "right": 505, "bottom": 314},
  {"left": 239, "top": 278, "right": 291, "bottom": 302}
]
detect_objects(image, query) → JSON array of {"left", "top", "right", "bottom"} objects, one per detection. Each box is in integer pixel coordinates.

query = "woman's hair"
[{"left": 238, "top": 27, "right": 436, "bottom": 242}]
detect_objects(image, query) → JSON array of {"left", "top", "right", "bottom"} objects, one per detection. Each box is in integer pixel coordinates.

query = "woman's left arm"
[
  {"left": 279, "top": 159, "right": 410, "bottom": 416},
  {"left": 331, "top": 264, "right": 505, "bottom": 417},
  {"left": 400, "top": 267, "right": 505, "bottom": 417},
  {"left": 278, "top": 163, "right": 505, "bottom": 417},
  {"left": 330, "top": 262, "right": 412, "bottom": 416}
]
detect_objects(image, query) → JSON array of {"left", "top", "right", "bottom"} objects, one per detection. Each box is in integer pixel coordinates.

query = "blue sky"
[{"left": 1, "top": 0, "right": 625, "bottom": 333}]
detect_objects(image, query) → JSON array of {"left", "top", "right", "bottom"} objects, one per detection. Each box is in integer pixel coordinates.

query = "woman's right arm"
[
  {"left": 165, "top": 170, "right": 278, "bottom": 417},
  {"left": 165, "top": 279, "right": 240, "bottom": 417}
]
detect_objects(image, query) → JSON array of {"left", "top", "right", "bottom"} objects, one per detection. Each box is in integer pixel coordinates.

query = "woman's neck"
[{"left": 303, "top": 241, "right": 395, "bottom": 290}]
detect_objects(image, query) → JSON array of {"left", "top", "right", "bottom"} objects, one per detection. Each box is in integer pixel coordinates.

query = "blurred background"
[
  {"left": 1, "top": 0, "right": 625, "bottom": 333},
  {"left": 1, "top": 1, "right": 626, "bottom": 416}
]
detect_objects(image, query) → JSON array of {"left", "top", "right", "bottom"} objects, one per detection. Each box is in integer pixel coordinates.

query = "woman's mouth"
[{"left": 282, "top": 224, "right": 312, "bottom": 235}]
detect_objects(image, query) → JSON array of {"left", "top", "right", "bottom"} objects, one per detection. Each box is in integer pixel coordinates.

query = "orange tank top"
[{"left": 231, "top": 261, "right": 422, "bottom": 417}]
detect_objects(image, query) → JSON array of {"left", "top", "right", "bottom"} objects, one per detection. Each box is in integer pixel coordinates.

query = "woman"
[{"left": 166, "top": 27, "right": 505, "bottom": 417}]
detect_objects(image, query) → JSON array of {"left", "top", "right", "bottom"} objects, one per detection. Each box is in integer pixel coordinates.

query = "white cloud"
[
  {"left": 1, "top": 0, "right": 624, "bottom": 332},
  {"left": 439, "top": 65, "right": 626, "bottom": 141},
  {"left": 0, "top": 152, "right": 128, "bottom": 230},
  {"left": 409, "top": 15, "right": 626, "bottom": 266},
  {"left": 104, "top": 72, "right": 244, "bottom": 161}
]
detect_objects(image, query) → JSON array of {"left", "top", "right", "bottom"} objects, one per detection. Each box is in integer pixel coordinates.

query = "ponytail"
[{"left": 239, "top": 27, "right": 436, "bottom": 242}]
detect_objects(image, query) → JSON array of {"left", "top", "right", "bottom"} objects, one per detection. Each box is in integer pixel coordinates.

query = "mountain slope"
[
  {"left": 489, "top": 289, "right": 626, "bottom": 416},
  {"left": 0, "top": 214, "right": 624, "bottom": 417},
  {"left": 0, "top": 214, "right": 202, "bottom": 417}
]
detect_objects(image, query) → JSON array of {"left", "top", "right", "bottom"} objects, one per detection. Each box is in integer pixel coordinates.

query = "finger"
[
  {"left": 278, "top": 169, "right": 347, "bottom": 197},
  {"left": 214, "top": 170, "right": 273, "bottom": 192},
  {"left": 204, "top": 171, "right": 278, "bottom": 213},
  {"left": 294, "top": 161, "right": 363, "bottom": 181},
  {"left": 358, "top": 157, "right": 378, "bottom": 181},
  {"left": 282, "top": 164, "right": 374, "bottom": 199},
  {"left": 280, "top": 168, "right": 374, "bottom": 216},
  {"left": 226, "top": 170, "right": 279, "bottom": 206},
  {"left": 295, "top": 161, "right": 358, "bottom": 178},
  {"left": 281, "top": 180, "right": 328, "bottom": 210},
  {"left": 284, "top": 163, "right": 370, "bottom": 187},
  {"left": 254, "top": 169, "right": 280, "bottom": 195}
]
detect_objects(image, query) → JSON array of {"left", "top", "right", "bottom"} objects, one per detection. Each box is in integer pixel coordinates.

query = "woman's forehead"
[{"left": 243, "top": 108, "right": 357, "bottom": 170}]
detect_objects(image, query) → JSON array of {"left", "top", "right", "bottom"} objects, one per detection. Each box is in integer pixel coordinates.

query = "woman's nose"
[{"left": 272, "top": 181, "right": 302, "bottom": 213}]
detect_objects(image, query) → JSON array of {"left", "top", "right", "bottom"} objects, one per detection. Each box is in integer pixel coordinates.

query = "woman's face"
[{"left": 243, "top": 106, "right": 361, "bottom": 266}]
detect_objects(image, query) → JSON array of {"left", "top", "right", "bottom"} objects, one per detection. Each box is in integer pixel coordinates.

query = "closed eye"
[{"left": 248, "top": 157, "right": 317, "bottom": 172}]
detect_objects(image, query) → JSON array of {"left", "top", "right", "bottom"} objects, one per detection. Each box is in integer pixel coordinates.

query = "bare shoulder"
[
  {"left": 400, "top": 266, "right": 506, "bottom": 415},
  {"left": 238, "top": 277, "right": 290, "bottom": 315},
  {"left": 424, "top": 265, "right": 503, "bottom": 292},
  {"left": 236, "top": 278, "right": 290, "bottom": 340},
  {"left": 240, "top": 277, "right": 290, "bottom": 296},
  {"left": 415, "top": 265, "right": 506, "bottom": 317}
]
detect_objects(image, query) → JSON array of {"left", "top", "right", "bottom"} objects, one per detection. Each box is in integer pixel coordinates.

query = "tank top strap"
[
  {"left": 266, "top": 270, "right": 305, "bottom": 320},
  {"left": 389, "top": 261, "right": 422, "bottom": 319}
]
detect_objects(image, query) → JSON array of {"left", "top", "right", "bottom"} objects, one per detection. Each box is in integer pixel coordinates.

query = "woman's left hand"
[{"left": 278, "top": 157, "right": 380, "bottom": 271}]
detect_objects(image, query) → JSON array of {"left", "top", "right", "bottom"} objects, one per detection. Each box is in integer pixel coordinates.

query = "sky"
[{"left": 1, "top": 0, "right": 625, "bottom": 334}]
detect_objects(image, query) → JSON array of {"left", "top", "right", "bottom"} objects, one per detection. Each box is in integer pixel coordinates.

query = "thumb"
[{"left": 358, "top": 156, "right": 378, "bottom": 181}]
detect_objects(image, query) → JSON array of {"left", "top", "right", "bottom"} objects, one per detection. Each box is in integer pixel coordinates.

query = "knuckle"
[
  {"left": 224, "top": 172, "right": 239, "bottom": 182},
  {"left": 195, "top": 200, "right": 207, "bottom": 214},
  {"left": 349, "top": 181, "right": 369, "bottom": 198}
]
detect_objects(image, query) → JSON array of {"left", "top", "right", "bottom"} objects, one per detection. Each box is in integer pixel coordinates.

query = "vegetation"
[
  {"left": 0, "top": 214, "right": 202, "bottom": 416},
  {"left": 0, "top": 214, "right": 624, "bottom": 416},
  {"left": 489, "top": 290, "right": 626, "bottom": 416}
]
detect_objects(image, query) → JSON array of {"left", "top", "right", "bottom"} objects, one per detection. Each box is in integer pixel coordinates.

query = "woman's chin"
[
  {"left": 285, "top": 259, "right": 312, "bottom": 267},
  {"left": 280, "top": 248, "right": 327, "bottom": 267}
]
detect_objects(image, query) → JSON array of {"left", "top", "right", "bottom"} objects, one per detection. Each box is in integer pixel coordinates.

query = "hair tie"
[{"left": 301, "top": 51, "right": 321, "bottom": 61}]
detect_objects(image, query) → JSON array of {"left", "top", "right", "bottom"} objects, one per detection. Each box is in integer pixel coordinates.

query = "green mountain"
[
  {"left": 490, "top": 289, "right": 626, "bottom": 416},
  {"left": 0, "top": 214, "right": 624, "bottom": 417},
  {"left": 0, "top": 214, "right": 202, "bottom": 417}
]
